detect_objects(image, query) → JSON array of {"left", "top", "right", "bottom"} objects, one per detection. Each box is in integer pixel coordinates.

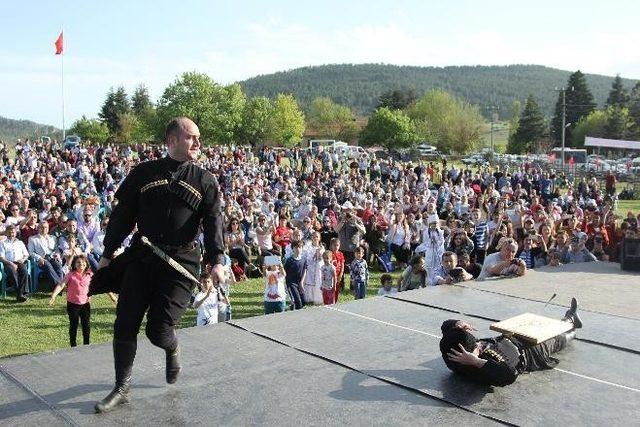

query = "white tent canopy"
[{"left": 584, "top": 136, "right": 640, "bottom": 150}]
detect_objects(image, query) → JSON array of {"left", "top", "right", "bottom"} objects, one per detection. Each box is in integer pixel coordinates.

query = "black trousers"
[
  {"left": 4, "top": 261, "right": 29, "bottom": 299},
  {"left": 67, "top": 301, "right": 90, "bottom": 347},
  {"left": 522, "top": 333, "right": 568, "bottom": 371},
  {"left": 113, "top": 250, "right": 198, "bottom": 352}
]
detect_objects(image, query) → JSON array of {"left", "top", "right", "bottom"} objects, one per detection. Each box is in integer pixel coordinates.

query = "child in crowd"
[
  {"left": 49, "top": 255, "right": 93, "bottom": 347},
  {"left": 264, "top": 260, "right": 287, "bottom": 314},
  {"left": 320, "top": 250, "right": 337, "bottom": 305},
  {"left": 303, "top": 231, "right": 325, "bottom": 304},
  {"left": 283, "top": 240, "right": 306, "bottom": 310},
  {"left": 62, "top": 234, "right": 84, "bottom": 274},
  {"left": 377, "top": 274, "right": 398, "bottom": 296},
  {"left": 350, "top": 246, "right": 369, "bottom": 300},
  {"left": 330, "top": 238, "right": 345, "bottom": 303},
  {"left": 192, "top": 272, "right": 230, "bottom": 326}
]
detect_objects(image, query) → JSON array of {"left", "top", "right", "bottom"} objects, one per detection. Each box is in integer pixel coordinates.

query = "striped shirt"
[{"left": 474, "top": 221, "right": 489, "bottom": 250}]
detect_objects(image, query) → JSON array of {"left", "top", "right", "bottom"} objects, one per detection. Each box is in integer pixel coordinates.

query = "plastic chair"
[
  {"left": 0, "top": 263, "right": 8, "bottom": 299},
  {"left": 30, "top": 257, "right": 47, "bottom": 293}
]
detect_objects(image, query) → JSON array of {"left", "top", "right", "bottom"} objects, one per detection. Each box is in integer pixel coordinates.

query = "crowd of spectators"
[{"left": 0, "top": 137, "right": 637, "bottom": 311}]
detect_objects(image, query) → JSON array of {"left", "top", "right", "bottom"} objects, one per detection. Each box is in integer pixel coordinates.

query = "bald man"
[{"left": 94, "top": 117, "right": 226, "bottom": 413}]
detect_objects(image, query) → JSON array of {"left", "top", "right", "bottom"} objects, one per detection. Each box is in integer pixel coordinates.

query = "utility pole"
[
  {"left": 561, "top": 88, "right": 566, "bottom": 173},
  {"left": 555, "top": 86, "right": 573, "bottom": 174},
  {"left": 486, "top": 105, "right": 499, "bottom": 156}
]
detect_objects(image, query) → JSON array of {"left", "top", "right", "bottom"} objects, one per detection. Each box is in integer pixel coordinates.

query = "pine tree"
[
  {"left": 99, "top": 86, "right": 131, "bottom": 134},
  {"left": 508, "top": 95, "right": 545, "bottom": 154},
  {"left": 131, "top": 84, "right": 152, "bottom": 115},
  {"left": 606, "top": 75, "right": 629, "bottom": 108},
  {"left": 628, "top": 82, "right": 640, "bottom": 137},
  {"left": 604, "top": 106, "right": 632, "bottom": 140},
  {"left": 550, "top": 71, "right": 596, "bottom": 146},
  {"left": 376, "top": 88, "right": 417, "bottom": 110}
]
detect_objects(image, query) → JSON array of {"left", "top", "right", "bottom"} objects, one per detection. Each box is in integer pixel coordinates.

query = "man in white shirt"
[
  {"left": 28, "top": 221, "right": 64, "bottom": 286},
  {"left": 0, "top": 225, "right": 30, "bottom": 302}
]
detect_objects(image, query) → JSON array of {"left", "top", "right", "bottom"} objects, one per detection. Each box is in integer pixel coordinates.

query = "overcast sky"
[{"left": 2, "top": 0, "right": 639, "bottom": 127}]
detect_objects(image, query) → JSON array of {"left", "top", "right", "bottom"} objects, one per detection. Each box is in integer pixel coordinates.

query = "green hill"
[
  {"left": 240, "top": 64, "right": 637, "bottom": 118},
  {"left": 0, "top": 116, "right": 61, "bottom": 143}
]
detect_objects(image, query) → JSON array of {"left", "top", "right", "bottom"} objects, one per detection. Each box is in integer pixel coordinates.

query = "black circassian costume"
[
  {"left": 91, "top": 155, "right": 225, "bottom": 412},
  {"left": 439, "top": 319, "right": 572, "bottom": 387}
]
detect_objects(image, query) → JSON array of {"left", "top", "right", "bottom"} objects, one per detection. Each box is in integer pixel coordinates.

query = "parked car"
[{"left": 63, "top": 135, "right": 81, "bottom": 150}]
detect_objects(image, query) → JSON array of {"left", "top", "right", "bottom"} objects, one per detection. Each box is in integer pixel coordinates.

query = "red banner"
[{"left": 55, "top": 32, "right": 63, "bottom": 55}]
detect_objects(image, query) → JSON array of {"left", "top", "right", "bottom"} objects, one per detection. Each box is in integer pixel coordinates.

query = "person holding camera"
[
  {"left": 431, "top": 251, "right": 474, "bottom": 286},
  {"left": 336, "top": 207, "right": 366, "bottom": 265},
  {"left": 478, "top": 238, "right": 526, "bottom": 280}
]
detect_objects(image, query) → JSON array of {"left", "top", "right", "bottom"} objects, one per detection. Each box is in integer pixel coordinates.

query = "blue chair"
[
  {"left": 30, "top": 257, "right": 47, "bottom": 293},
  {"left": 0, "top": 263, "right": 7, "bottom": 299}
]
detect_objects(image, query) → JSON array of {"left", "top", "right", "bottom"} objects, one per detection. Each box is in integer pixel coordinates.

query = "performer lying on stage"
[{"left": 439, "top": 298, "right": 582, "bottom": 386}]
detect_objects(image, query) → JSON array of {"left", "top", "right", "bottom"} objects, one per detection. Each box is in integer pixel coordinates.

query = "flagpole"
[{"left": 61, "top": 27, "right": 66, "bottom": 141}]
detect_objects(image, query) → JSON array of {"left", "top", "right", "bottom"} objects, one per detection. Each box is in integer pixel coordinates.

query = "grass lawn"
[
  {"left": 617, "top": 200, "right": 640, "bottom": 215},
  {"left": 0, "top": 270, "right": 399, "bottom": 358}
]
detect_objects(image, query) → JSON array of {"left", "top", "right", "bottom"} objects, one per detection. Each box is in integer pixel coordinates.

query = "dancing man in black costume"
[{"left": 94, "top": 117, "right": 226, "bottom": 413}]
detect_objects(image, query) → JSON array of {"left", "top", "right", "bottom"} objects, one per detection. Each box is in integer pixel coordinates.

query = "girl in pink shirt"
[{"left": 49, "top": 255, "right": 93, "bottom": 347}]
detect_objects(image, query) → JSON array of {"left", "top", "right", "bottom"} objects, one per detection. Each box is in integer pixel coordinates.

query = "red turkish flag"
[{"left": 54, "top": 32, "right": 63, "bottom": 55}]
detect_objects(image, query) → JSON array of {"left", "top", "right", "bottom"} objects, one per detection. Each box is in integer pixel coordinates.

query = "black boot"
[
  {"left": 166, "top": 345, "right": 181, "bottom": 384},
  {"left": 563, "top": 297, "right": 583, "bottom": 329},
  {"left": 95, "top": 340, "right": 137, "bottom": 413}
]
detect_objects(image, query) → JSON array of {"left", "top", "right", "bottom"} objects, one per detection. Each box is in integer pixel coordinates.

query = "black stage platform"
[{"left": 2, "top": 263, "right": 639, "bottom": 426}]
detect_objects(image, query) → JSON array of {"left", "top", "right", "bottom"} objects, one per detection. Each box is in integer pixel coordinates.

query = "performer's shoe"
[
  {"left": 95, "top": 339, "right": 136, "bottom": 414},
  {"left": 94, "top": 383, "right": 130, "bottom": 413},
  {"left": 166, "top": 346, "right": 181, "bottom": 384},
  {"left": 563, "top": 297, "right": 583, "bottom": 329}
]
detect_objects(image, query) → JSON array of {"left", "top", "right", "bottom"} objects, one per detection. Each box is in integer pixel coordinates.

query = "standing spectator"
[
  {"left": 329, "top": 238, "right": 345, "bottom": 302},
  {"left": 48, "top": 255, "right": 94, "bottom": 347},
  {"left": 350, "top": 246, "right": 368, "bottom": 299},
  {"left": 337, "top": 209, "right": 366, "bottom": 265},
  {"left": 416, "top": 217, "right": 445, "bottom": 279},
  {"left": 263, "top": 262, "right": 287, "bottom": 314},
  {"left": 320, "top": 251, "right": 337, "bottom": 305},
  {"left": 302, "top": 232, "right": 324, "bottom": 305},
  {"left": 0, "top": 224, "right": 30, "bottom": 301},
  {"left": 192, "top": 272, "right": 229, "bottom": 326},
  {"left": 283, "top": 240, "right": 306, "bottom": 310}
]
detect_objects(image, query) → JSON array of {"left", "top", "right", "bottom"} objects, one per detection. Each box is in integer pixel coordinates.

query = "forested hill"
[
  {"left": 240, "top": 64, "right": 637, "bottom": 118},
  {"left": 0, "top": 116, "right": 61, "bottom": 143}
]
